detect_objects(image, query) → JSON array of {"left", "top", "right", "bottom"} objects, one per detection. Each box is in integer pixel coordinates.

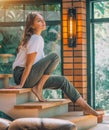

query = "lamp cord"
[
  {"left": 71, "top": 0, "right": 74, "bottom": 86},
  {"left": 71, "top": 0, "right": 75, "bottom": 111},
  {"left": 72, "top": 0, "right": 73, "bottom": 8}
]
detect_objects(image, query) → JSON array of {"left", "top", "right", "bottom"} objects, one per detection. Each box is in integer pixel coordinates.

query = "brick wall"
[{"left": 62, "top": 0, "right": 87, "bottom": 111}]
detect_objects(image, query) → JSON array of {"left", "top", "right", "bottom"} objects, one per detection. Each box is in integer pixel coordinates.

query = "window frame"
[{"left": 87, "top": 0, "right": 109, "bottom": 108}]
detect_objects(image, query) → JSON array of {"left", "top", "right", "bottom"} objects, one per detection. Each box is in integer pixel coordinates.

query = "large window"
[
  {"left": 0, "top": 1, "right": 62, "bottom": 99},
  {"left": 88, "top": 0, "right": 109, "bottom": 110}
]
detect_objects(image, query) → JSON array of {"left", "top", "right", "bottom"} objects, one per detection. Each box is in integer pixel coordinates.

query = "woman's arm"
[
  {"left": 9, "top": 52, "right": 37, "bottom": 89},
  {"left": 19, "top": 52, "right": 37, "bottom": 88}
]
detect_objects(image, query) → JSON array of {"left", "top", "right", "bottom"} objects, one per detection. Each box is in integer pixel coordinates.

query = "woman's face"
[{"left": 32, "top": 14, "right": 46, "bottom": 32}]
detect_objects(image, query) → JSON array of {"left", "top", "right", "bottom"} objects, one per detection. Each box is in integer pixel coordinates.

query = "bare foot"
[
  {"left": 32, "top": 87, "right": 47, "bottom": 102},
  {"left": 84, "top": 109, "right": 99, "bottom": 116},
  {"left": 96, "top": 111, "right": 104, "bottom": 123},
  {"left": 84, "top": 110, "right": 104, "bottom": 123}
]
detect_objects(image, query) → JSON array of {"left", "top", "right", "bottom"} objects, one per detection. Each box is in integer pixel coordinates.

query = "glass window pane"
[
  {"left": 0, "top": 6, "right": 4, "bottom": 22},
  {"left": 42, "top": 25, "right": 61, "bottom": 75},
  {"left": 42, "top": 24, "right": 62, "bottom": 99},
  {"left": 95, "top": 23, "right": 109, "bottom": 110},
  {"left": 6, "top": 5, "right": 24, "bottom": 22},
  {"left": 0, "top": 26, "right": 23, "bottom": 73},
  {"left": 94, "top": 1, "right": 109, "bottom": 18},
  {"left": 25, "top": 5, "right": 43, "bottom": 21},
  {"left": 44, "top": 4, "right": 61, "bottom": 21}
]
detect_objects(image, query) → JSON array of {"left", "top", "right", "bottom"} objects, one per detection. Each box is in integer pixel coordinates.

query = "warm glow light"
[
  {"left": 68, "top": 8, "right": 76, "bottom": 47},
  {"left": 69, "top": 17, "right": 73, "bottom": 38}
]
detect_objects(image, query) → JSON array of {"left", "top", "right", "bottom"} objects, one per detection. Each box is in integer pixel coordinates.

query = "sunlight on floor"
[
  {"left": 88, "top": 114, "right": 109, "bottom": 130},
  {"left": 88, "top": 124, "right": 109, "bottom": 130}
]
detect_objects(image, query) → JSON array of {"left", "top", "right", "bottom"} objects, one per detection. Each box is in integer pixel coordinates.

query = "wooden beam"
[{"left": 0, "top": 0, "right": 61, "bottom": 5}]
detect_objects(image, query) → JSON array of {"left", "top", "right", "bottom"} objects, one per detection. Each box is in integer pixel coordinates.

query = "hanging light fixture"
[{"left": 68, "top": 8, "right": 76, "bottom": 47}]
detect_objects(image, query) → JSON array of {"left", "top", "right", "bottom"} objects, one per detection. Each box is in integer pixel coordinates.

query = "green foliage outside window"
[{"left": 93, "top": 1, "right": 109, "bottom": 110}]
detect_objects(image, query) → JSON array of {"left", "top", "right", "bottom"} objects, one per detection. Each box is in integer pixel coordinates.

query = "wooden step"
[
  {"left": 0, "top": 54, "right": 13, "bottom": 58},
  {"left": 0, "top": 89, "right": 71, "bottom": 119},
  {"left": 0, "top": 88, "right": 35, "bottom": 105},
  {"left": 0, "top": 74, "right": 13, "bottom": 88},
  {"left": 0, "top": 88, "right": 34, "bottom": 105},
  {"left": 15, "top": 99, "right": 71, "bottom": 109},
  {"left": 52, "top": 111, "right": 97, "bottom": 130},
  {"left": 0, "top": 88, "right": 36, "bottom": 118},
  {"left": 0, "top": 74, "right": 13, "bottom": 78},
  {"left": 88, "top": 124, "right": 109, "bottom": 130},
  {"left": 11, "top": 99, "right": 71, "bottom": 119},
  {"left": 0, "top": 88, "right": 31, "bottom": 94},
  {"left": 0, "top": 54, "right": 14, "bottom": 63}
]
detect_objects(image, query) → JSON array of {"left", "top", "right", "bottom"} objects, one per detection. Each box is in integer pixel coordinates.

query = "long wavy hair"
[{"left": 17, "top": 12, "right": 39, "bottom": 52}]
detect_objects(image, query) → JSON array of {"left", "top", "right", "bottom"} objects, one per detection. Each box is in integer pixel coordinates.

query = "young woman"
[{"left": 10, "top": 12, "right": 100, "bottom": 118}]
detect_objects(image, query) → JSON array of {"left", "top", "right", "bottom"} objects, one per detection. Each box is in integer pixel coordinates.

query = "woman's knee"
[
  {"left": 59, "top": 76, "right": 69, "bottom": 88},
  {"left": 50, "top": 52, "right": 60, "bottom": 62},
  {"left": 62, "top": 76, "right": 69, "bottom": 82}
]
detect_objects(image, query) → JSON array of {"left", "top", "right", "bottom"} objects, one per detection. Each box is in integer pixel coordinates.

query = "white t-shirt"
[{"left": 13, "top": 34, "right": 45, "bottom": 70}]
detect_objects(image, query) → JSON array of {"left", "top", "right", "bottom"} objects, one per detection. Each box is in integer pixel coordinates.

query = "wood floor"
[{"left": 88, "top": 114, "right": 109, "bottom": 130}]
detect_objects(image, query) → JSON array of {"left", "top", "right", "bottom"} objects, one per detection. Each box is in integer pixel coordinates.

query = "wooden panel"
[
  {"left": 0, "top": 88, "right": 31, "bottom": 94},
  {"left": 15, "top": 99, "right": 71, "bottom": 109},
  {"left": 0, "top": 74, "right": 13, "bottom": 78}
]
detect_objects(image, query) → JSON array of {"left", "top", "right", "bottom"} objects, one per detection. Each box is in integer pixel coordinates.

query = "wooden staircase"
[
  {"left": 0, "top": 53, "right": 97, "bottom": 130},
  {"left": 0, "top": 54, "right": 14, "bottom": 88},
  {"left": 0, "top": 74, "right": 13, "bottom": 88},
  {"left": 0, "top": 88, "right": 97, "bottom": 130},
  {"left": 0, "top": 89, "right": 71, "bottom": 118},
  {"left": 53, "top": 111, "right": 97, "bottom": 130}
]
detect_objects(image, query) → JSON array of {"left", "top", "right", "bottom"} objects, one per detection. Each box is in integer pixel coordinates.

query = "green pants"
[{"left": 13, "top": 53, "right": 80, "bottom": 103}]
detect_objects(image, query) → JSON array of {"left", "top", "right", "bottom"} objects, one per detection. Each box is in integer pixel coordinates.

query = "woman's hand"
[{"left": 8, "top": 85, "right": 22, "bottom": 89}]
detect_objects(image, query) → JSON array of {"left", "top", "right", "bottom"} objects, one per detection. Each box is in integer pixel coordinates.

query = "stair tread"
[
  {"left": 0, "top": 74, "right": 13, "bottom": 78},
  {"left": 53, "top": 111, "right": 96, "bottom": 122},
  {"left": 0, "top": 88, "right": 31, "bottom": 94},
  {"left": 0, "top": 54, "right": 13, "bottom": 57},
  {"left": 15, "top": 99, "right": 71, "bottom": 109},
  {"left": 52, "top": 111, "right": 97, "bottom": 130}
]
